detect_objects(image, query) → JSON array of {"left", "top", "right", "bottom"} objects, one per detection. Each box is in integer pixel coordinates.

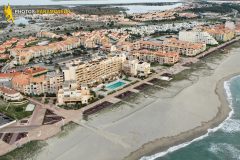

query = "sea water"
[{"left": 142, "top": 75, "right": 240, "bottom": 160}]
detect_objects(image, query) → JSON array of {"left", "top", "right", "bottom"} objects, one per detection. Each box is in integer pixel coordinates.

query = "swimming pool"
[{"left": 106, "top": 81, "right": 126, "bottom": 90}]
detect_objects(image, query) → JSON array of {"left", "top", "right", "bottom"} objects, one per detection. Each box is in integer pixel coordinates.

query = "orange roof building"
[
  {"left": 0, "top": 86, "right": 23, "bottom": 101},
  {"left": 129, "top": 49, "right": 179, "bottom": 65},
  {"left": 24, "top": 66, "right": 48, "bottom": 77},
  {"left": 135, "top": 39, "right": 206, "bottom": 57}
]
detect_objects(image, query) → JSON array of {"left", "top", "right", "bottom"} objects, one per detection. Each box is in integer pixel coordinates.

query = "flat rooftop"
[{"left": 0, "top": 113, "right": 13, "bottom": 126}]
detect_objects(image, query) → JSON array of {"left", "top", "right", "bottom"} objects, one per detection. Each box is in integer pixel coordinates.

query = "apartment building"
[
  {"left": 44, "top": 71, "right": 64, "bottom": 94},
  {"left": 179, "top": 30, "right": 218, "bottom": 45},
  {"left": 134, "top": 39, "right": 206, "bottom": 57},
  {"left": 10, "top": 37, "right": 81, "bottom": 65},
  {"left": 205, "top": 26, "right": 235, "bottom": 42},
  {"left": 116, "top": 41, "right": 134, "bottom": 52},
  {"left": 128, "top": 49, "right": 179, "bottom": 65},
  {"left": 57, "top": 80, "right": 92, "bottom": 105},
  {"left": 225, "top": 21, "right": 235, "bottom": 30},
  {"left": 0, "top": 86, "right": 23, "bottom": 102},
  {"left": 11, "top": 67, "right": 63, "bottom": 95},
  {"left": 163, "top": 39, "right": 206, "bottom": 56},
  {"left": 79, "top": 31, "right": 110, "bottom": 48},
  {"left": 0, "top": 47, "right": 6, "bottom": 54},
  {"left": 12, "top": 73, "right": 45, "bottom": 95},
  {"left": 132, "top": 11, "right": 176, "bottom": 21},
  {"left": 36, "top": 31, "right": 60, "bottom": 39},
  {"left": 62, "top": 55, "right": 126, "bottom": 86},
  {"left": 0, "top": 72, "right": 21, "bottom": 87},
  {"left": 122, "top": 59, "right": 150, "bottom": 77}
]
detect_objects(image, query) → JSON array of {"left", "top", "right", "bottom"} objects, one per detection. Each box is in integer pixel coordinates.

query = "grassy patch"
[
  {"left": 57, "top": 122, "right": 79, "bottom": 138},
  {"left": 0, "top": 100, "right": 32, "bottom": 120},
  {"left": 150, "top": 62, "right": 161, "bottom": 67},
  {"left": 58, "top": 103, "right": 87, "bottom": 110},
  {"left": 99, "top": 88, "right": 108, "bottom": 92},
  {"left": 172, "top": 69, "right": 192, "bottom": 81},
  {"left": 32, "top": 97, "right": 42, "bottom": 102},
  {"left": 0, "top": 141, "right": 47, "bottom": 160},
  {"left": 44, "top": 98, "right": 50, "bottom": 104},
  {"left": 123, "top": 78, "right": 132, "bottom": 82}
]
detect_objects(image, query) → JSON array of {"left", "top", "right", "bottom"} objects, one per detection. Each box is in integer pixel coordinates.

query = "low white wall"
[{"left": 0, "top": 120, "right": 17, "bottom": 130}]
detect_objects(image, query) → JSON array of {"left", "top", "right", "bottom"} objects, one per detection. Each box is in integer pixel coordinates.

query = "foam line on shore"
[{"left": 140, "top": 77, "right": 236, "bottom": 160}]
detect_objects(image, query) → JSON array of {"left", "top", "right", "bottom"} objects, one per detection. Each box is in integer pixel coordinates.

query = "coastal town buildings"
[
  {"left": 0, "top": 37, "right": 19, "bottom": 54},
  {"left": 132, "top": 11, "right": 176, "bottom": 21},
  {"left": 135, "top": 39, "right": 206, "bottom": 57},
  {"left": 128, "top": 49, "right": 179, "bottom": 65},
  {"left": 62, "top": 55, "right": 126, "bottom": 86},
  {"left": 225, "top": 21, "right": 236, "bottom": 30},
  {"left": 0, "top": 47, "right": 6, "bottom": 54},
  {"left": 11, "top": 67, "right": 63, "bottom": 95},
  {"left": 205, "top": 26, "right": 235, "bottom": 42},
  {"left": 0, "top": 86, "right": 23, "bottom": 102},
  {"left": 78, "top": 31, "right": 110, "bottom": 49},
  {"left": 57, "top": 80, "right": 92, "bottom": 105},
  {"left": 179, "top": 30, "right": 219, "bottom": 45},
  {"left": 122, "top": 59, "right": 151, "bottom": 77},
  {"left": 44, "top": 71, "right": 64, "bottom": 94},
  {"left": 0, "top": 72, "right": 21, "bottom": 87},
  {"left": 12, "top": 73, "right": 45, "bottom": 95},
  {"left": 163, "top": 39, "right": 206, "bottom": 56},
  {"left": 36, "top": 31, "right": 60, "bottom": 39},
  {"left": 10, "top": 37, "right": 81, "bottom": 65}
]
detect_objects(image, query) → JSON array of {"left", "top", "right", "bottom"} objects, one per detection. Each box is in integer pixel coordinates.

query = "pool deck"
[{"left": 105, "top": 80, "right": 129, "bottom": 90}]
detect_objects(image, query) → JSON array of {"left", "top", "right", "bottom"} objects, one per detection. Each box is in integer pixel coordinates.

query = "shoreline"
[
  {"left": 0, "top": 40, "right": 239, "bottom": 159},
  {"left": 124, "top": 72, "right": 239, "bottom": 160}
]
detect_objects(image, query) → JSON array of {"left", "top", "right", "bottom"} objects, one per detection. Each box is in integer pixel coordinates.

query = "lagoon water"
[
  {"left": 143, "top": 75, "right": 240, "bottom": 160},
  {"left": 119, "top": 3, "right": 182, "bottom": 14},
  {"left": 1, "top": 0, "right": 182, "bottom": 14}
]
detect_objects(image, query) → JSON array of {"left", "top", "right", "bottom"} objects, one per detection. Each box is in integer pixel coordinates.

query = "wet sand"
[
  {"left": 29, "top": 45, "right": 240, "bottom": 160},
  {"left": 125, "top": 72, "right": 236, "bottom": 160}
]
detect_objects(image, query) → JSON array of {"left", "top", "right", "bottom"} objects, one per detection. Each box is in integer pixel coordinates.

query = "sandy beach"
[{"left": 26, "top": 43, "right": 240, "bottom": 160}]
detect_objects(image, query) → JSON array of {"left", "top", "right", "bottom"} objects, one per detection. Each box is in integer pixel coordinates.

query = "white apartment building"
[
  {"left": 62, "top": 55, "right": 126, "bottom": 86},
  {"left": 122, "top": 59, "right": 151, "bottom": 77},
  {"left": 57, "top": 80, "right": 92, "bottom": 105},
  {"left": 225, "top": 21, "right": 235, "bottom": 30},
  {"left": 0, "top": 86, "right": 23, "bottom": 101},
  {"left": 179, "top": 30, "right": 218, "bottom": 45},
  {"left": 44, "top": 71, "right": 64, "bottom": 94}
]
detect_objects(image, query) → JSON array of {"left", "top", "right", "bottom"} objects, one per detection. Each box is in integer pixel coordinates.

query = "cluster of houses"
[
  {"left": 0, "top": 66, "right": 64, "bottom": 103},
  {"left": 26, "top": 12, "right": 133, "bottom": 24},
  {"left": 0, "top": 37, "right": 37, "bottom": 54},
  {"left": 131, "top": 9, "right": 197, "bottom": 22},
  {"left": 10, "top": 37, "right": 81, "bottom": 65},
  {"left": 179, "top": 22, "right": 237, "bottom": 45},
  {"left": 74, "top": 31, "right": 110, "bottom": 49},
  {"left": 0, "top": 86, "right": 23, "bottom": 102},
  {"left": 0, "top": 38, "right": 18, "bottom": 54},
  {"left": 0, "top": 20, "right": 239, "bottom": 106}
]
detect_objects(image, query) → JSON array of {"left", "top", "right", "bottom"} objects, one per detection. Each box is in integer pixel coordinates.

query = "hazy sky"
[{"left": 1, "top": 0, "right": 179, "bottom": 6}]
